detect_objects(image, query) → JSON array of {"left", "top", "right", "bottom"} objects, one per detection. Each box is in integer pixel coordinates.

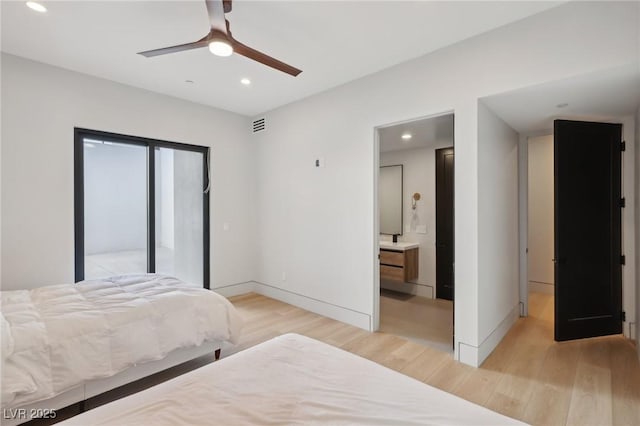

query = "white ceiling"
[
  {"left": 378, "top": 63, "right": 640, "bottom": 151},
  {"left": 1, "top": 1, "right": 561, "bottom": 117},
  {"left": 379, "top": 113, "right": 453, "bottom": 153},
  {"left": 482, "top": 64, "right": 640, "bottom": 135}
]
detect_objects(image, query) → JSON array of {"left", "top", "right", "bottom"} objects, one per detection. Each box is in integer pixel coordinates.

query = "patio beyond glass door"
[{"left": 83, "top": 140, "right": 148, "bottom": 279}]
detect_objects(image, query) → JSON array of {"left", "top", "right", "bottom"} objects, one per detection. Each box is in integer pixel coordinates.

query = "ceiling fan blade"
[
  {"left": 230, "top": 39, "right": 302, "bottom": 77},
  {"left": 205, "top": 0, "right": 227, "bottom": 33},
  {"left": 138, "top": 36, "right": 210, "bottom": 57},
  {"left": 223, "top": 0, "right": 232, "bottom": 13}
]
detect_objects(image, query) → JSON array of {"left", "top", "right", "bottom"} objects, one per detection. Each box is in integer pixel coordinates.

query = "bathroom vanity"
[{"left": 379, "top": 241, "right": 419, "bottom": 282}]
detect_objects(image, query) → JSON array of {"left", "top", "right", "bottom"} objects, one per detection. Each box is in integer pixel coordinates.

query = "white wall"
[
  {"left": 1, "top": 53, "right": 256, "bottom": 290},
  {"left": 251, "top": 1, "right": 638, "bottom": 366},
  {"left": 477, "top": 102, "right": 520, "bottom": 364},
  {"left": 527, "top": 135, "right": 554, "bottom": 292},
  {"left": 380, "top": 144, "right": 451, "bottom": 298}
]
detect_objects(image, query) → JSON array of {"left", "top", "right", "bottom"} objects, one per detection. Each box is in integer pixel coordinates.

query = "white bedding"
[
  {"left": 61, "top": 333, "right": 526, "bottom": 426},
  {"left": 0, "top": 274, "right": 242, "bottom": 409}
]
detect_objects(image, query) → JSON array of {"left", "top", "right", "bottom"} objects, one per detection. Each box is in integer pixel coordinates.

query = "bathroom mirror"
[{"left": 379, "top": 165, "right": 403, "bottom": 235}]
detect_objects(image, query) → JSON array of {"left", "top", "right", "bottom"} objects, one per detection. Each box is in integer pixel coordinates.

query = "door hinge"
[
  {"left": 620, "top": 311, "right": 626, "bottom": 322},
  {"left": 620, "top": 255, "right": 626, "bottom": 265},
  {"left": 620, "top": 197, "right": 626, "bottom": 208},
  {"left": 621, "top": 140, "right": 626, "bottom": 151}
]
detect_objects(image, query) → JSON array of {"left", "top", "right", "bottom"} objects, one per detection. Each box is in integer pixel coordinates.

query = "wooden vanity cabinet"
[{"left": 380, "top": 247, "right": 418, "bottom": 282}]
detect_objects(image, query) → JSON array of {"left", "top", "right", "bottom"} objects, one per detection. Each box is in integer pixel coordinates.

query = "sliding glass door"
[
  {"left": 83, "top": 139, "right": 148, "bottom": 278},
  {"left": 75, "top": 129, "right": 210, "bottom": 288},
  {"left": 154, "top": 147, "right": 204, "bottom": 286}
]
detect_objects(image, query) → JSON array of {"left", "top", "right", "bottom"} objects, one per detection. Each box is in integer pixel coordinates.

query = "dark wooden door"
[
  {"left": 436, "top": 147, "right": 454, "bottom": 301},
  {"left": 554, "top": 120, "right": 623, "bottom": 341}
]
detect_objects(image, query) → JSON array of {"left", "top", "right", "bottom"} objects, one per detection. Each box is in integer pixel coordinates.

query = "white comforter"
[
  {"left": 61, "top": 334, "right": 526, "bottom": 426},
  {"left": 0, "top": 274, "right": 242, "bottom": 409}
]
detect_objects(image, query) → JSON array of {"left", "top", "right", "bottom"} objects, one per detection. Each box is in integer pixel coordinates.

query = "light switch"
[
  {"left": 315, "top": 157, "right": 325, "bottom": 168},
  {"left": 223, "top": 222, "right": 230, "bottom": 231}
]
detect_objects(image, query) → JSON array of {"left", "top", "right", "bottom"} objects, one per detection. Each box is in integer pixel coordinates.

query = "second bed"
[{"left": 61, "top": 333, "right": 526, "bottom": 425}]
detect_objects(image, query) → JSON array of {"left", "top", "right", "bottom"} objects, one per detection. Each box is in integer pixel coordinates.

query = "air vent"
[{"left": 252, "top": 117, "right": 266, "bottom": 133}]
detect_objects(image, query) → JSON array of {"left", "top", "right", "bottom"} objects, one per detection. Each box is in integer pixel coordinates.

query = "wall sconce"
[{"left": 412, "top": 193, "right": 421, "bottom": 210}]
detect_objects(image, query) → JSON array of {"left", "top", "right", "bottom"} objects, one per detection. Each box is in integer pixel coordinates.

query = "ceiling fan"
[{"left": 138, "top": 0, "right": 302, "bottom": 77}]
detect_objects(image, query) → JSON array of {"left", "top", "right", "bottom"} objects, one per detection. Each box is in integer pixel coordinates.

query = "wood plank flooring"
[
  {"left": 40, "top": 291, "right": 640, "bottom": 426},
  {"left": 227, "top": 291, "right": 640, "bottom": 426},
  {"left": 379, "top": 289, "right": 453, "bottom": 353}
]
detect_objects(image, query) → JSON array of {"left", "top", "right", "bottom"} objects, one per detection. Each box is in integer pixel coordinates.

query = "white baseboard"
[
  {"left": 457, "top": 303, "right": 520, "bottom": 367},
  {"left": 253, "top": 281, "right": 372, "bottom": 331},
  {"left": 458, "top": 342, "right": 479, "bottom": 367},
  {"left": 212, "top": 282, "right": 256, "bottom": 297},
  {"left": 478, "top": 303, "right": 520, "bottom": 365},
  {"left": 529, "top": 281, "right": 554, "bottom": 294},
  {"left": 212, "top": 281, "right": 371, "bottom": 331},
  {"left": 381, "top": 279, "right": 434, "bottom": 298}
]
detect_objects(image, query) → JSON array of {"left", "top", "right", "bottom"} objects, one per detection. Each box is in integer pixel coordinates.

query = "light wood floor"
[
  {"left": 379, "top": 289, "right": 453, "bottom": 353},
  {"left": 44, "top": 291, "right": 640, "bottom": 426},
  {"left": 227, "top": 291, "right": 640, "bottom": 426}
]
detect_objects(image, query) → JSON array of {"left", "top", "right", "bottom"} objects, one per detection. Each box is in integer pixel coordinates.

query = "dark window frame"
[{"left": 74, "top": 128, "right": 210, "bottom": 289}]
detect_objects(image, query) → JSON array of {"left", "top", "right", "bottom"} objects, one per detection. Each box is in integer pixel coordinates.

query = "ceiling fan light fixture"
[
  {"left": 26, "top": 1, "right": 47, "bottom": 12},
  {"left": 209, "top": 40, "right": 233, "bottom": 57},
  {"left": 137, "top": 0, "right": 302, "bottom": 76}
]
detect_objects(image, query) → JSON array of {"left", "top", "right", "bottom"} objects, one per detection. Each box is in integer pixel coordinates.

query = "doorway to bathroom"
[{"left": 375, "top": 113, "right": 455, "bottom": 353}]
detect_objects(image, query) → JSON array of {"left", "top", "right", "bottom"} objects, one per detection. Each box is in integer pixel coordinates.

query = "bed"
[
  {"left": 59, "top": 333, "right": 526, "bottom": 426},
  {"left": 0, "top": 274, "right": 242, "bottom": 424}
]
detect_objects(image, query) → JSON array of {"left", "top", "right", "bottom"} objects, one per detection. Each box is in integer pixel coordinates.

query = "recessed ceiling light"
[
  {"left": 401, "top": 133, "right": 412, "bottom": 140},
  {"left": 556, "top": 103, "right": 569, "bottom": 109},
  {"left": 240, "top": 78, "right": 251, "bottom": 86},
  {"left": 26, "top": 1, "right": 47, "bottom": 13}
]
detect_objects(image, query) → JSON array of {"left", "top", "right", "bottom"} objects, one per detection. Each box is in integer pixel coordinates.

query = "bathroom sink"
[{"left": 379, "top": 241, "right": 419, "bottom": 250}]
